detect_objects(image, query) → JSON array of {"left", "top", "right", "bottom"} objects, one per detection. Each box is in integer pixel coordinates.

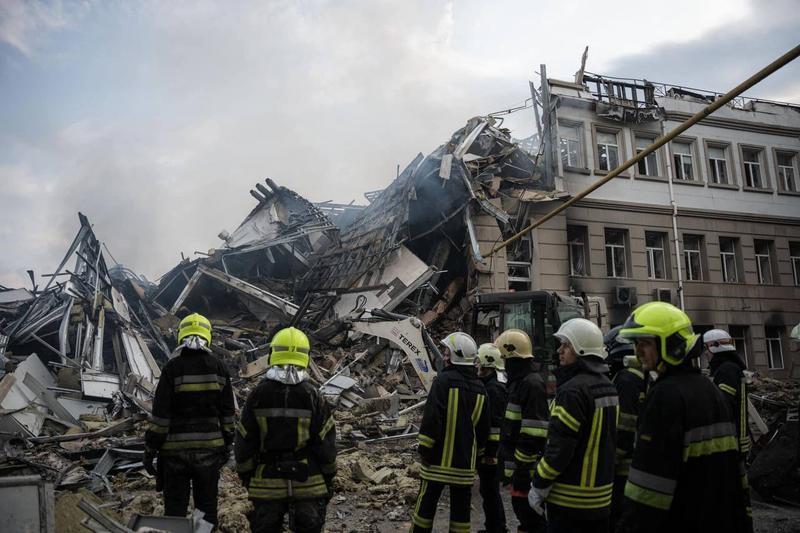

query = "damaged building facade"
[{"left": 530, "top": 71, "right": 800, "bottom": 378}]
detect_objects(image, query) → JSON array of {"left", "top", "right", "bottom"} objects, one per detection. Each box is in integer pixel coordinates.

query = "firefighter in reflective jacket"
[
  {"left": 144, "top": 313, "right": 235, "bottom": 527},
  {"left": 235, "top": 327, "right": 336, "bottom": 533},
  {"left": 476, "top": 343, "right": 509, "bottom": 533},
  {"left": 616, "top": 302, "right": 753, "bottom": 533},
  {"left": 605, "top": 326, "right": 647, "bottom": 529},
  {"left": 411, "top": 332, "right": 490, "bottom": 533},
  {"left": 704, "top": 329, "right": 751, "bottom": 459},
  {"left": 497, "top": 329, "right": 549, "bottom": 533},
  {"left": 529, "top": 318, "right": 618, "bottom": 533}
]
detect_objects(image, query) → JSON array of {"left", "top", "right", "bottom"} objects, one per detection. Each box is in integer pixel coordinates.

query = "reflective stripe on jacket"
[
  {"left": 500, "top": 363, "right": 549, "bottom": 479},
  {"left": 613, "top": 367, "right": 646, "bottom": 477}
]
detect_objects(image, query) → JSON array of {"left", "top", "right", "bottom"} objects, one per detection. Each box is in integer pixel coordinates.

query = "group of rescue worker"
[
  {"left": 144, "top": 299, "right": 753, "bottom": 533},
  {"left": 411, "top": 301, "right": 753, "bottom": 533}
]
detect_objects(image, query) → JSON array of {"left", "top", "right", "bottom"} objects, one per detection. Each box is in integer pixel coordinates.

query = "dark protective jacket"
[
  {"left": 500, "top": 358, "right": 550, "bottom": 482},
  {"left": 617, "top": 363, "right": 753, "bottom": 533},
  {"left": 710, "top": 353, "right": 751, "bottom": 456},
  {"left": 234, "top": 376, "right": 336, "bottom": 501},
  {"left": 532, "top": 359, "right": 619, "bottom": 519},
  {"left": 480, "top": 371, "right": 508, "bottom": 464},
  {"left": 145, "top": 347, "right": 235, "bottom": 454},
  {"left": 613, "top": 366, "right": 647, "bottom": 477},
  {"left": 417, "top": 364, "right": 490, "bottom": 486}
]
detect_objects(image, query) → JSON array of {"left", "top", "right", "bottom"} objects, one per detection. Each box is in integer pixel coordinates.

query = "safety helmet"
[
  {"left": 703, "top": 329, "right": 736, "bottom": 354},
  {"left": 178, "top": 313, "right": 212, "bottom": 345},
  {"left": 495, "top": 329, "right": 533, "bottom": 359},
  {"left": 440, "top": 332, "right": 478, "bottom": 366},
  {"left": 270, "top": 327, "right": 311, "bottom": 368},
  {"left": 605, "top": 325, "right": 634, "bottom": 361},
  {"left": 617, "top": 301, "right": 699, "bottom": 367},
  {"left": 554, "top": 318, "right": 606, "bottom": 359},
  {"left": 477, "top": 343, "right": 505, "bottom": 370}
]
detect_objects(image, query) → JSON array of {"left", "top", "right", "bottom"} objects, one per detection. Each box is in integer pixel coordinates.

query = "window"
[
  {"left": 777, "top": 151, "right": 797, "bottom": 192},
  {"left": 683, "top": 234, "right": 704, "bottom": 281},
  {"left": 635, "top": 135, "right": 658, "bottom": 176},
  {"left": 742, "top": 147, "right": 765, "bottom": 188},
  {"left": 568, "top": 225, "right": 589, "bottom": 276},
  {"left": 645, "top": 232, "right": 668, "bottom": 279},
  {"left": 597, "top": 131, "right": 620, "bottom": 172},
  {"left": 728, "top": 325, "right": 750, "bottom": 368},
  {"left": 791, "top": 242, "right": 800, "bottom": 286},
  {"left": 765, "top": 326, "right": 784, "bottom": 369},
  {"left": 754, "top": 240, "right": 773, "bottom": 285},
  {"left": 707, "top": 144, "right": 729, "bottom": 185},
  {"left": 560, "top": 124, "right": 583, "bottom": 168},
  {"left": 507, "top": 219, "right": 532, "bottom": 291},
  {"left": 605, "top": 228, "right": 628, "bottom": 278},
  {"left": 719, "top": 237, "right": 739, "bottom": 283},
  {"left": 672, "top": 141, "right": 694, "bottom": 180}
]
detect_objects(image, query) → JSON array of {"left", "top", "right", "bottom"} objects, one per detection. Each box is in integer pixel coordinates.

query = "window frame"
[
  {"left": 753, "top": 239, "right": 774, "bottom": 285},
  {"left": 719, "top": 236, "right": 739, "bottom": 284},
  {"left": 633, "top": 131, "right": 661, "bottom": 178},
  {"left": 773, "top": 148, "right": 799, "bottom": 193},
  {"left": 568, "top": 225, "right": 590, "bottom": 277},
  {"left": 739, "top": 144, "right": 771, "bottom": 190},
  {"left": 765, "top": 326, "right": 784, "bottom": 370},
  {"left": 558, "top": 120, "right": 586, "bottom": 171},
  {"left": 670, "top": 136, "right": 702, "bottom": 182},
  {"left": 605, "top": 227, "right": 629, "bottom": 278},
  {"left": 645, "top": 231, "right": 668, "bottom": 280},
  {"left": 591, "top": 125, "right": 625, "bottom": 175},
  {"left": 703, "top": 140, "right": 735, "bottom": 187},
  {"left": 682, "top": 234, "right": 704, "bottom": 282},
  {"left": 728, "top": 325, "right": 750, "bottom": 368},
  {"left": 790, "top": 241, "right": 800, "bottom": 287}
]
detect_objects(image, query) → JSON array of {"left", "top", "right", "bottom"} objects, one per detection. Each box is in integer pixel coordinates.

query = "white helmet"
[
  {"left": 477, "top": 343, "right": 505, "bottom": 370},
  {"left": 554, "top": 318, "right": 606, "bottom": 359},
  {"left": 440, "top": 332, "right": 479, "bottom": 366},
  {"left": 703, "top": 329, "right": 736, "bottom": 354}
]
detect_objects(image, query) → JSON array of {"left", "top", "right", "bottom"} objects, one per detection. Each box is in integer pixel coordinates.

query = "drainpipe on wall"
[{"left": 662, "top": 122, "right": 686, "bottom": 310}]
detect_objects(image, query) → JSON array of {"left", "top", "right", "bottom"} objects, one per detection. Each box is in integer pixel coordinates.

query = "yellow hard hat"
[
  {"left": 477, "top": 343, "right": 505, "bottom": 370},
  {"left": 496, "top": 329, "right": 533, "bottom": 359},
  {"left": 178, "top": 313, "right": 212, "bottom": 345},
  {"left": 617, "top": 301, "right": 698, "bottom": 366},
  {"left": 270, "top": 327, "right": 311, "bottom": 368}
]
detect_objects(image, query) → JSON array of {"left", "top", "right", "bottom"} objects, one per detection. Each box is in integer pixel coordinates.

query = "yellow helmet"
[
  {"left": 270, "top": 327, "right": 311, "bottom": 368},
  {"left": 496, "top": 329, "right": 533, "bottom": 359},
  {"left": 178, "top": 313, "right": 212, "bottom": 345},
  {"left": 617, "top": 301, "right": 698, "bottom": 367},
  {"left": 477, "top": 343, "right": 505, "bottom": 370}
]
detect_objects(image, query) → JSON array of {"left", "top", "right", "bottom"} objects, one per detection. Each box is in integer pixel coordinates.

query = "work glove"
[
  {"left": 143, "top": 447, "right": 158, "bottom": 476},
  {"left": 217, "top": 445, "right": 232, "bottom": 469},
  {"left": 528, "top": 484, "right": 551, "bottom": 516}
]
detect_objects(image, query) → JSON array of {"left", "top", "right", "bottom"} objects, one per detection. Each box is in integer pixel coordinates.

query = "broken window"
[
  {"left": 719, "top": 237, "right": 739, "bottom": 283},
  {"left": 742, "top": 147, "right": 765, "bottom": 188},
  {"left": 605, "top": 228, "right": 628, "bottom": 278},
  {"left": 635, "top": 135, "right": 658, "bottom": 176},
  {"left": 596, "top": 131, "right": 620, "bottom": 172},
  {"left": 672, "top": 140, "right": 694, "bottom": 180},
  {"left": 645, "top": 231, "right": 668, "bottom": 280},
  {"left": 777, "top": 151, "right": 797, "bottom": 192},
  {"left": 568, "top": 225, "right": 589, "bottom": 276},
  {"left": 707, "top": 144, "right": 730, "bottom": 185},
  {"left": 754, "top": 240, "right": 773, "bottom": 285},
  {"left": 559, "top": 123, "right": 583, "bottom": 169},
  {"left": 765, "top": 326, "right": 784, "bottom": 370},
  {"left": 791, "top": 242, "right": 800, "bottom": 286},
  {"left": 728, "top": 325, "right": 749, "bottom": 368},
  {"left": 683, "top": 234, "right": 704, "bottom": 281}
]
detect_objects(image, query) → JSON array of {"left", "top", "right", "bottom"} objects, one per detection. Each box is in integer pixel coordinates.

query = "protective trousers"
[
  {"left": 411, "top": 479, "right": 471, "bottom": 533},
  {"left": 249, "top": 498, "right": 328, "bottom": 533},
  {"left": 546, "top": 504, "right": 608, "bottom": 533},
  {"left": 478, "top": 463, "right": 506, "bottom": 533},
  {"left": 162, "top": 450, "right": 223, "bottom": 525}
]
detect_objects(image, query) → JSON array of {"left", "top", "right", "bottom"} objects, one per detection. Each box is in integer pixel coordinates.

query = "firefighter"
[
  {"left": 704, "top": 328, "right": 751, "bottom": 459},
  {"left": 615, "top": 302, "right": 752, "bottom": 533},
  {"left": 528, "top": 318, "right": 618, "bottom": 533},
  {"left": 144, "top": 313, "right": 235, "bottom": 527},
  {"left": 497, "top": 329, "right": 549, "bottom": 533},
  {"left": 234, "top": 327, "right": 336, "bottom": 533},
  {"left": 412, "top": 332, "right": 490, "bottom": 533},
  {"left": 605, "top": 326, "right": 647, "bottom": 529},
  {"left": 476, "top": 343, "right": 509, "bottom": 533}
]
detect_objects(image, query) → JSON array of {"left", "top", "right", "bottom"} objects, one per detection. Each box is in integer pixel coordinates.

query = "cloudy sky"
[{"left": 1, "top": 0, "right": 798, "bottom": 288}]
